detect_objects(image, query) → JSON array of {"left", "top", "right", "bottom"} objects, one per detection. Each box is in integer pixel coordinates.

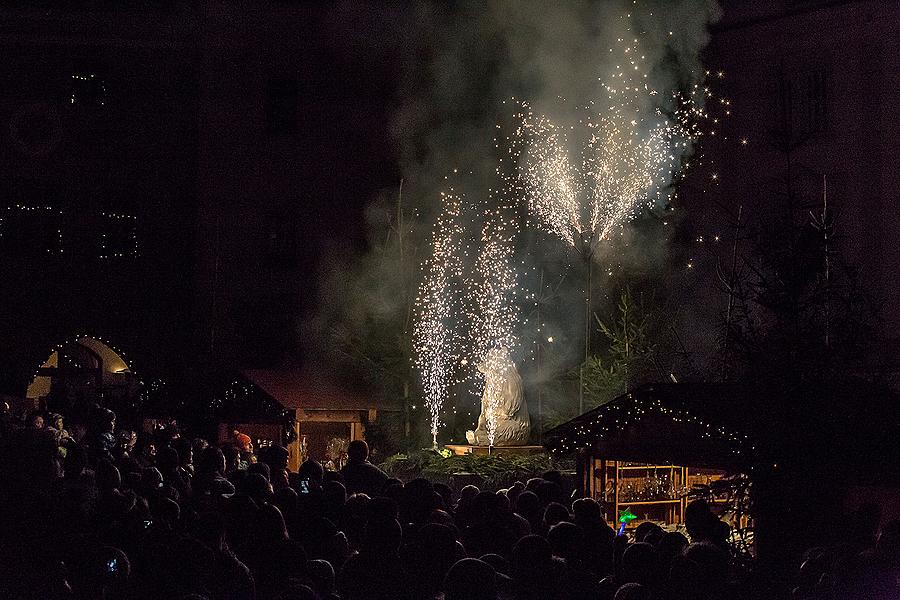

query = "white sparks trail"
[
  {"left": 412, "top": 16, "right": 727, "bottom": 447},
  {"left": 516, "top": 35, "right": 712, "bottom": 251},
  {"left": 413, "top": 170, "right": 523, "bottom": 447},
  {"left": 470, "top": 187, "right": 520, "bottom": 445},
  {"left": 413, "top": 189, "right": 468, "bottom": 447}
]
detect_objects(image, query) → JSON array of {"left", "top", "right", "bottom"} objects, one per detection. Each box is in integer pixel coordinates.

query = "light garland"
[
  {"left": 70, "top": 73, "right": 107, "bottom": 107},
  {"left": 27, "top": 333, "right": 140, "bottom": 396},
  {"left": 1, "top": 205, "right": 138, "bottom": 259},
  {"left": 547, "top": 389, "right": 754, "bottom": 459}
]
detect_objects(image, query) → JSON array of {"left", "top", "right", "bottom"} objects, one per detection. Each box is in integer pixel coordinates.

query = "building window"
[
  {"left": 772, "top": 66, "right": 828, "bottom": 145},
  {"left": 265, "top": 78, "right": 298, "bottom": 134},
  {"left": 70, "top": 72, "right": 108, "bottom": 109},
  {"left": 0, "top": 205, "right": 62, "bottom": 257},
  {"left": 99, "top": 212, "right": 139, "bottom": 260}
]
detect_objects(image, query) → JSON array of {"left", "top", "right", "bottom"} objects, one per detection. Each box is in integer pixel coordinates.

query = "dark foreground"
[{"left": 1, "top": 409, "right": 898, "bottom": 600}]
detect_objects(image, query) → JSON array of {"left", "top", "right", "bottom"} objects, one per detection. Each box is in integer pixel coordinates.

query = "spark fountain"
[
  {"left": 412, "top": 188, "right": 469, "bottom": 448},
  {"left": 413, "top": 11, "right": 728, "bottom": 448},
  {"left": 510, "top": 32, "right": 719, "bottom": 411}
]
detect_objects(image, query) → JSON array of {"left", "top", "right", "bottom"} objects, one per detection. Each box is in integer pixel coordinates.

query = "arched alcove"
[{"left": 26, "top": 335, "right": 133, "bottom": 400}]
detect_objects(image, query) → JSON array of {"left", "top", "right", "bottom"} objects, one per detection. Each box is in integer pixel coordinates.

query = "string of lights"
[
  {"left": 0, "top": 205, "right": 139, "bottom": 259},
  {"left": 546, "top": 389, "right": 754, "bottom": 459}
]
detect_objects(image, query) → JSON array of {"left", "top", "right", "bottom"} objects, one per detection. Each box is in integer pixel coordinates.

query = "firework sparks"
[
  {"left": 516, "top": 33, "right": 716, "bottom": 252},
  {"left": 469, "top": 187, "right": 520, "bottom": 444},
  {"left": 413, "top": 189, "right": 468, "bottom": 447},
  {"left": 413, "top": 13, "right": 733, "bottom": 447},
  {"left": 413, "top": 168, "right": 524, "bottom": 447}
]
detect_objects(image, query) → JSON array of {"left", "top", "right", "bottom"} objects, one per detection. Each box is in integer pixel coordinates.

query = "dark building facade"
[
  {"left": 696, "top": 0, "right": 900, "bottom": 366},
  {"left": 0, "top": 2, "right": 399, "bottom": 405},
  {"left": 0, "top": 4, "right": 199, "bottom": 398}
]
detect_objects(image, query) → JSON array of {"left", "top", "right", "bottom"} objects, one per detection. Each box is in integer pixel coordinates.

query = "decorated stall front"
[
  {"left": 218, "top": 368, "right": 401, "bottom": 471},
  {"left": 545, "top": 383, "right": 754, "bottom": 534}
]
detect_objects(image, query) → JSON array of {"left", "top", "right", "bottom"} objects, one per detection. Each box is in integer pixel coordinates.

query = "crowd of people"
[{"left": 1, "top": 402, "right": 899, "bottom": 600}]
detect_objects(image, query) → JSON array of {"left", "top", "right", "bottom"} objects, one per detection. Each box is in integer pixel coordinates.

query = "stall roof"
[
  {"left": 544, "top": 383, "right": 755, "bottom": 468},
  {"left": 243, "top": 368, "right": 401, "bottom": 412}
]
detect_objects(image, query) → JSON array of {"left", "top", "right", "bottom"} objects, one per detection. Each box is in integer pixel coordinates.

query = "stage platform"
[{"left": 445, "top": 444, "right": 545, "bottom": 457}]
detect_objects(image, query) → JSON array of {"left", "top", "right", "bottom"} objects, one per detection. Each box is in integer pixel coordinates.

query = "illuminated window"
[
  {"left": 99, "top": 212, "right": 139, "bottom": 260},
  {"left": 69, "top": 72, "right": 107, "bottom": 109}
]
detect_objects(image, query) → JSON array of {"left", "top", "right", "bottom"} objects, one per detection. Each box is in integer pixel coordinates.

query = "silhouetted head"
[
  {"left": 156, "top": 446, "right": 179, "bottom": 474},
  {"left": 572, "top": 497, "right": 607, "bottom": 527},
  {"left": 95, "top": 408, "right": 116, "bottom": 433},
  {"left": 305, "top": 558, "right": 335, "bottom": 595},
  {"left": 256, "top": 503, "right": 289, "bottom": 543},
  {"left": 198, "top": 446, "right": 227, "bottom": 477},
  {"left": 542, "top": 470, "right": 563, "bottom": 487},
  {"left": 248, "top": 461, "right": 270, "bottom": 482},
  {"left": 682, "top": 542, "right": 729, "bottom": 590},
  {"left": 324, "top": 480, "right": 347, "bottom": 507},
  {"left": 512, "top": 535, "right": 554, "bottom": 583},
  {"left": 273, "top": 486, "right": 299, "bottom": 518},
  {"left": 614, "top": 582, "right": 649, "bottom": 600},
  {"left": 193, "top": 511, "right": 227, "bottom": 550},
  {"left": 362, "top": 517, "right": 403, "bottom": 554},
  {"left": 535, "top": 480, "right": 563, "bottom": 506},
  {"left": 64, "top": 443, "right": 87, "bottom": 479},
  {"left": 153, "top": 497, "right": 181, "bottom": 530},
  {"left": 242, "top": 472, "right": 273, "bottom": 505},
  {"left": 96, "top": 459, "right": 121, "bottom": 491},
  {"left": 459, "top": 485, "right": 480, "bottom": 504},
  {"left": 543, "top": 502, "right": 571, "bottom": 530},
  {"left": 515, "top": 490, "right": 542, "bottom": 522},
  {"left": 656, "top": 531, "right": 689, "bottom": 569},
  {"left": 621, "top": 542, "right": 659, "bottom": 587},
  {"left": 444, "top": 558, "right": 498, "bottom": 600},
  {"left": 172, "top": 437, "right": 193, "bottom": 467},
  {"left": 634, "top": 522, "right": 662, "bottom": 544},
  {"left": 297, "top": 459, "right": 324, "bottom": 486},
  {"left": 477, "top": 554, "right": 507, "bottom": 578},
  {"left": 548, "top": 521, "right": 585, "bottom": 562},
  {"left": 347, "top": 439, "right": 369, "bottom": 463},
  {"left": 367, "top": 496, "right": 399, "bottom": 522},
  {"left": 259, "top": 444, "right": 290, "bottom": 472},
  {"left": 684, "top": 499, "right": 717, "bottom": 542}
]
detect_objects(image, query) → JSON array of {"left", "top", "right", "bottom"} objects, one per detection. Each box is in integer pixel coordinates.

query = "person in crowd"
[
  {"left": 233, "top": 429, "right": 255, "bottom": 468},
  {"left": 339, "top": 440, "right": 388, "bottom": 497},
  {"left": 4, "top": 401, "right": 900, "bottom": 600},
  {"left": 26, "top": 410, "right": 45, "bottom": 429}
]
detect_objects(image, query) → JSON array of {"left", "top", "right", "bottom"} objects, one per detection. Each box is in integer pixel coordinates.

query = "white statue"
[{"left": 466, "top": 347, "right": 530, "bottom": 446}]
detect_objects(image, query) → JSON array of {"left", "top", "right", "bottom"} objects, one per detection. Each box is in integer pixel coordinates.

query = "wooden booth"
[
  {"left": 545, "top": 383, "right": 753, "bottom": 534},
  {"left": 219, "top": 368, "right": 400, "bottom": 471}
]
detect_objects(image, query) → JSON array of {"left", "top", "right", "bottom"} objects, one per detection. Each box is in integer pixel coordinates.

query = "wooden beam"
[
  {"left": 295, "top": 409, "right": 363, "bottom": 423},
  {"left": 288, "top": 419, "right": 302, "bottom": 472}
]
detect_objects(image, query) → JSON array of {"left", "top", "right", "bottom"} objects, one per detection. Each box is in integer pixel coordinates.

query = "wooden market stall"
[
  {"left": 226, "top": 368, "right": 400, "bottom": 471},
  {"left": 545, "top": 383, "right": 753, "bottom": 532}
]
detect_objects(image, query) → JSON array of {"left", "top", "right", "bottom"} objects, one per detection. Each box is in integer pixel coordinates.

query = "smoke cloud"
[{"left": 305, "top": 0, "right": 722, "bottom": 439}]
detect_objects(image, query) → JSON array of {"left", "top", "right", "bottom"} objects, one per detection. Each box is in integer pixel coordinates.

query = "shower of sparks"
[
  {"left": 469, "top": 187, "right": 520, "bottom": 444},
  {"left": 413, "top": 189, "right": 468, "bottom": 447},
  {"left": 515, "top": 33, "right": 717, "bottom": 253},
  {"left": 413, "top": 169, "right": 524, "bottom": 447},
  {"left": 412, "top": 14, "right": 737, "bottom": 446}
]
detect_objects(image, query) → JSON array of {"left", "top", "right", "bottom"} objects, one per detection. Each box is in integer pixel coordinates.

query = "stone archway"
[{"left": 26, "top": 336, "right": 137, "bottom": 406}]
